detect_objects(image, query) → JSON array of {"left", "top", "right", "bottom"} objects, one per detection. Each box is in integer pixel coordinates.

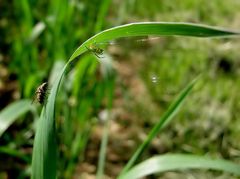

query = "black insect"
[
  {"left": 85, "top": 43, "right": 104, "bottom": 58},
  {"left": 32, "top": 82, "right": 49, "bottom": 105}
]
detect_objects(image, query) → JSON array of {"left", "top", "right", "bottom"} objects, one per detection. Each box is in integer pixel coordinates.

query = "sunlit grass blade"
[
  {"left": 118, "top": 76, "right": 199, "bottom": 177},
  {"left": 31, "top": 22, "right": 240, "bottom": 179},
  {"left": 27, "top": 22, "right": 46, "bottom": 43},
  {"left": 119, "top": 154, "right": 240, "bottom": 179},
  {"left": 70, "top": 22, "right": 240, "bottom": 61},
  {"left": 0, "top": 99, "right": 32, "bottom": 137}
]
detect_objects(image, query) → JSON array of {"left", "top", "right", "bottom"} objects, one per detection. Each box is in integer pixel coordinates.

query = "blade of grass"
[
  {"left": 0, "top": 99, "right": 32, "bottom": 137},
  {"left": 27, "top": 22, "right": 46, "bottom": 43},
  {"left": 97, "top": 56, "right": 115, "bottom": 178},
  {"left": 96, "top": 115, "right": 110, "bottom": 179},
  {"left": 119, "top": 154, "right": 240, "bottom": 179},
  {"left": 31, "top": 22, "right": 239, "bottom": 179},
  {"left": 118, "top": 76, "right": 199, "bottom": 177},
  {"left": 0, "top": 146, "right": 30, "bottom": 163},
  {"left": 70, "top": 22, "right": 240, "bottom": 61},
  {"left": 31, "top": 65, "right": 68, "bottom": 179},
  {"left": 94, "top": 0, "right": 112, "bottom": 33}
]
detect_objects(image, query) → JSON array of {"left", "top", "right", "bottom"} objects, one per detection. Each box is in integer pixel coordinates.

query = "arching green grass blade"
[
  {"left": 0, "top": 99, "right": 32, "bottom": 137},
  {"left": 31, "top": 22, "right": 240, "bottom": 179},
  {"left": 119, "top": 154, "right": 240, "bottom": 179},
  {"left": 70, "top": 22, "right": 239, "bottom": 61}
]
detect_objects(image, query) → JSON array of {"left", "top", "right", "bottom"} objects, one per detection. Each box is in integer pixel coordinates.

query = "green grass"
[
  {"left": 1, "top": 0, "right": 240, "bottom": 178},
  {"left": 31, "top": 22, "right": 239, "bottom": 179},
  {"left": 118, "top": 77, "right": 199, "bottom": 176},
  {"left": 119, "top": 154, "right": 240, "bottom": 179},
  {"left": 0, "top": 99, "right": 33, "bottom": 137}
]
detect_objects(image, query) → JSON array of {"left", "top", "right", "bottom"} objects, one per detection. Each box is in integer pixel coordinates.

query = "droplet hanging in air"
[{"left": 151, "top": 75, "right": 159, "bottom": 84}]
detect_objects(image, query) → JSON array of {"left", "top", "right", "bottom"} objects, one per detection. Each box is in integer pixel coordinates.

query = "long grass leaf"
[
  {"left": 119, "top": 154, "right": 240, "bottom": 179},
  {"left": 0, "top": 99, "right": 32, "bottom": 137},
  {"left": 31, "top": 66, "right": 68, "bottom": 179},
  {"left": 70, "top": 22, "right": 239, "bottom": 61},
  {"left": 31, "top": 22, "right": 239, "bottom": 179}
]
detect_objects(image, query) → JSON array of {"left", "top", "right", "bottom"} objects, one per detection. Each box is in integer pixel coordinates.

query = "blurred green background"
[{"left": 0, "top": 0, "right": 240, "bottom": 178}]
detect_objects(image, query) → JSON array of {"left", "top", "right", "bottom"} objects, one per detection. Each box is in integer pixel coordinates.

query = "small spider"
[
  {"left": 32, "top": 82, "right": 49, "bottom": 105},
  {"left": 85, "top": 43, "right": 104, "bottom": 58}
]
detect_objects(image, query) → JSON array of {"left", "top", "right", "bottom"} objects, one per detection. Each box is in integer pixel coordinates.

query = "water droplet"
[{"left": 151, "top": 75, "right": 159, "bottom": 84}]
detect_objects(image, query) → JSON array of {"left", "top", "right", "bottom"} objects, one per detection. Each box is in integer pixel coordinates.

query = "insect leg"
[
  {"left": 94, "top": 52, "right": 101, "bottom": 58},
  {"left": 85, "top": 45, "right": 91, "bottom": 51}
]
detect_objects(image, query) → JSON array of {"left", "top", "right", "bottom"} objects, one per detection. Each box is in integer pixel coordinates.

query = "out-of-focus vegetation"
[{"left": 0, "top": 0, "right": 240, "bottom": 178}]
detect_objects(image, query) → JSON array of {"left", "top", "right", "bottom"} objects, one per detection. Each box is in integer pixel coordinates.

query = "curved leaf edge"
[{"left": 119, "top": 154, "right": 240, "bottom": 179}]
